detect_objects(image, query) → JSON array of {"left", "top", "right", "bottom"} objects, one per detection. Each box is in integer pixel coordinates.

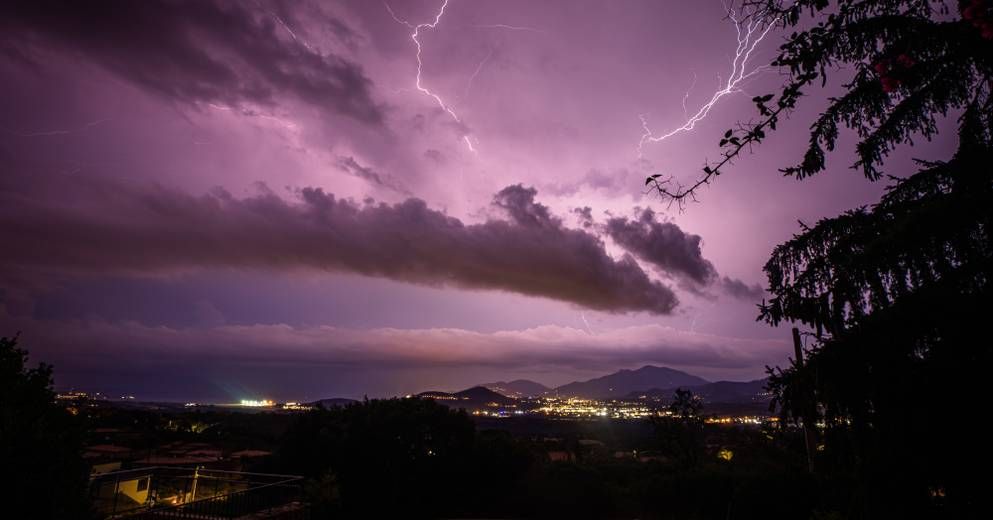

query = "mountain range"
[
  {"left": 552, "top": 365, "right": 709, "bottom": 399},
  {"left": 315, "top": 366, "right": 768, "bottom": 408},
  {"left": 479, "top": 365, "right": 768, "bottom": 403}
]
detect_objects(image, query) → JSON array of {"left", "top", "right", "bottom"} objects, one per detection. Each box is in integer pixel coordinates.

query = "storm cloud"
[
  {"left": 606, "top": 208, "right": 716, "bottom": 284},
  {"left": 719, "top": 276, "right": 765, "bottom": 301},
  {"left": 605, "top": 208, "right": 764, "bottom": 301},
  {"left": 0, "top": 0, "right": 898, "bottom": 397},
  {"left": 0, "top": 176, "right": 678, "bottom": 315},
  {"left": 0, "top": 0, "right": 383, "bottom": 124}
]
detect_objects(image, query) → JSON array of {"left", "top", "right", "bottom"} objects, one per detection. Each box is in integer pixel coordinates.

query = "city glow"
[
  {"left": 239, "top": 399, "right": 275, "bottom": 407},
  {"left": 455, "top": 396, "right": 776, "bottom": 424}
]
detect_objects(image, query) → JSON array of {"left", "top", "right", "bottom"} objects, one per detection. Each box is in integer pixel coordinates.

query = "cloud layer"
[
  {"left": 0, "top": 176, "right": 678, "bottom": 314},
  {"left": 0, "top": 0, "right": 383, "bottom": 124},
  {"left": 0, "top": 306, "right": 786, "bottom": 398},
  {"left": 0, "top": 0, "right": 923, "bottom": 399}
]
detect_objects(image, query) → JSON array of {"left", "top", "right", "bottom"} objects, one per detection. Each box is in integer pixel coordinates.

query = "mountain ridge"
[
  {"left": 482, "top": 379, "right": 550, "bottom": 398},
  {"left": 417, "top": 385, "right": 516, "bottom": 409},
  {"left": 552, "top": 365, "right": 710, "bottom": 399}
]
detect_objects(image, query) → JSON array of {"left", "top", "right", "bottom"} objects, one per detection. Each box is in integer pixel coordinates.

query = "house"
[{"left": 547, "top": 450, "right": 574, "bottom": 462}]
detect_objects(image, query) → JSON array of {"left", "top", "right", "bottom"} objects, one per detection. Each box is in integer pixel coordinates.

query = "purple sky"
[{"left": 0, "top": 0, "right": 956, "bottom": 401}]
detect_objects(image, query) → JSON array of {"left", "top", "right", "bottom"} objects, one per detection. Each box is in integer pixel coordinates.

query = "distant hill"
[
  {"left": 418, "top": 386, "right": 516, "bottom": 409},
  {"left": 624, "top": 379, "right": 769, "bottom": 403},
  {"left": 454, "top": 386, "right": 516, "bottom": 403},
  {"left": 554, "top": 365, "right": 709, "bottom": 399},
  {"left": 308, "top": 398, "right": 358, "bottom": 408},
  {"left": 482, "top": 379, "right": 550, "bottom": 398}
]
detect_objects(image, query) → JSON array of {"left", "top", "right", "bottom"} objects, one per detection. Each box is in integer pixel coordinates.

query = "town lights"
[{"left": 239, "top": 399, "right": 274, "bottom": 407}]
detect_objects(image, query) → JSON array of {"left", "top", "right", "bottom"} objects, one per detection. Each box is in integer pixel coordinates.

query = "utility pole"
[
  {"left": 793, "top": 327, "right": 817, "bottom": 473},
  {"left": 191, "top": 466, "right": 200, "bottom": 502}
]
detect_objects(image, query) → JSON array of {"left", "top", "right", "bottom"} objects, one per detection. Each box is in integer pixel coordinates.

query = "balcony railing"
[{"left": 89, "top": 466, "right": 307, "bottom": 519}]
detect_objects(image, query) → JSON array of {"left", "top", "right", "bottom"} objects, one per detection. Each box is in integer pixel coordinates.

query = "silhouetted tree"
[
  {"left": 277, "top": 397, "right": 476, "bottom": 518},
  {"left": 648, "top": 0, "right": 992, "bottom": 204},
  {"left": 651, "top": 389, "right": 705, "bottom": 469},
  {"left": 0, "top": 334, "right": 91, "bottom": 519},
  {"left": 668, "top": 388, "right": 704, "bottom": 420},
  {"left": 647, "top": 0, "right": 991, "bottom": 515}
]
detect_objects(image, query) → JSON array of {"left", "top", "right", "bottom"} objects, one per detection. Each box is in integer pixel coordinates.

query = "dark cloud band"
[
  {"left": 0, "top": 0, "right": 383, "bottom": 124},
  {"left": 604, "top": 208, "right": 764, "bottom": 301},
  {"left": 0, "top": 176, "right": 678, "bottom": 315}
]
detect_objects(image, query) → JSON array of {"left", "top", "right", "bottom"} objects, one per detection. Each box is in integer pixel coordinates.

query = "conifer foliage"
[{"left": 649, "top": 1, "right": 992, "bottom": 513}]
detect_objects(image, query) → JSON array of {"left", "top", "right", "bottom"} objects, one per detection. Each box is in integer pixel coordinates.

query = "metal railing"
[{"left": 89, "top": 466, "right": 307, "bottom": 519}]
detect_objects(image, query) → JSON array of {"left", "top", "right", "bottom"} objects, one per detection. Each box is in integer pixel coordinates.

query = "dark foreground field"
[{"left": 72, "top": 398, "right": 834, "bottom": 519}]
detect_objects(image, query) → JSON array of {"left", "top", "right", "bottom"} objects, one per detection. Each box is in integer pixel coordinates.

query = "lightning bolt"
[
  {"left": 471, "top": 23, "right": 544, "bottom": 34},
  {"left": 5, "top": 118, "right": 109, "bottom": 138},
  {"left": 385, "top": 0, "right": 477, "bottom": 153},
  {"left": 637, "top": 6, "right": 775, "bottom": 156},
  {"left": 460, "top": 47, "right": 493, "bottom": 104},
  {"left": 580, "top": 312, "right": 595, "bottom": 335},
  {"left": 253, "top": 0, "right": 316, "bottom": 53},
  {"left": 681, "top": 72, "right": 698, "bottom": 119}
]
